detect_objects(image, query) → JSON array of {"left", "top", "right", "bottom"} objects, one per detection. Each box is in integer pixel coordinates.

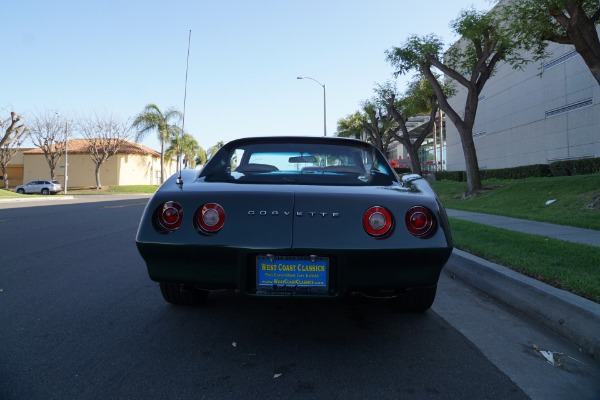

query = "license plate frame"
[{"left": 256, "top": 255, "right": 329, "bottom": 294}]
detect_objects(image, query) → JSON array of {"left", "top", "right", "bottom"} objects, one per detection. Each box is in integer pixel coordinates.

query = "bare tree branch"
[
  {"left": 28, "top": 112, "right": 71, "bottom": 181},
  {"left": 0, "top": 112, "right": 30, "bottom": 189},
  {"left": 79, "top": 113, "right": 132, "bottom": 189}
]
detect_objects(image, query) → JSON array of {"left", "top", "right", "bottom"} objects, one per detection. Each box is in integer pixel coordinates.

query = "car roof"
[{"left": 224, "top": 136, "right": 367, "bottom": 148}]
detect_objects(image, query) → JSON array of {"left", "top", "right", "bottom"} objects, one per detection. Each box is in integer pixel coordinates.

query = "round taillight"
[
  {"left": 196, "top": 203, "right": 225, "bottom": 234},
  {"left": 405, "top": 206, "right": 435, "bottom": 238},
  {"left": 156, "top": 201, "right": 183, "bottom": 232},
  {"left": 363, "top": 206, "right": 393, "bottom": 238}
]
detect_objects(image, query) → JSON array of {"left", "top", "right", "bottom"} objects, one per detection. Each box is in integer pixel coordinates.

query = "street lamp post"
[
  {"left": 297, "top": 76, "right": 326, "bottom": 136},
  {"left": 55, "top": 112, "right": 68, "bottom": 194}
]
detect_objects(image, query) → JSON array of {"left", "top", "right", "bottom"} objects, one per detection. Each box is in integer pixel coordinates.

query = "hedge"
[
  {"left": 549, "top": 157, "right": 600, "bottom": 176},
  {"left": 434, "top": 157, "right": 600, "bottom": 182}
]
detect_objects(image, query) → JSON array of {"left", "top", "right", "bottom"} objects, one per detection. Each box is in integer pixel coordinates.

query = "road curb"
[{"left": 447, "top": 249, "right": 600, "bottom": 362}]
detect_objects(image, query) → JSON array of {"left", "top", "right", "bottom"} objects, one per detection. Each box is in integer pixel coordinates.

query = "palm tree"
[
  {"left": 166, "top": 132, "right": 203, "bottom": 169},
  {"left": 336, "top": 111, "right": 365, "bottom": 141},
  {"left": 207, "top": 141, "right": 225, "bottom": 161},
  {"left": 195, "top": 148, "right": 207, "bottom": 167},
  {"left": 132, "top": 104, "right": 182, "bottom": 183},
  {"left": 337, "top": 104, "right": 395, "bottom": 155}
]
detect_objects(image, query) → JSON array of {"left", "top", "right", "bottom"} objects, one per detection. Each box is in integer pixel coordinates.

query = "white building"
[{"left": 446, "top": 19, "right": 599, "bottom": 171}]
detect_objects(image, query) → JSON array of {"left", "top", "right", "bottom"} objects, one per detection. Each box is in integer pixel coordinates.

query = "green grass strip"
[
  {"left": 104, "top": 185, "right": 158, "bottom": 194},
  {"left": 0, "top": 189, "right": 21, "bottom": 198},
  {"left": 431, "top": 174, "right": 600, "bottom": 230},
  {"left": 449, "top": 218, "right": 600, "bottom": 303},
  {"left": 60, "top": 185, "right": 158, "bottom": 194}
]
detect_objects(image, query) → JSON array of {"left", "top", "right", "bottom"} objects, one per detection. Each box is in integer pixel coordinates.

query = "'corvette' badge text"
[{"left": 247, "top": 210, "right": 340, "bottom": 218}]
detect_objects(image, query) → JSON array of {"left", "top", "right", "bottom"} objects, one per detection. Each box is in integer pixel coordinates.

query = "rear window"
[{"left": 201, "top": 141, "right": 397, "bottom": 186}]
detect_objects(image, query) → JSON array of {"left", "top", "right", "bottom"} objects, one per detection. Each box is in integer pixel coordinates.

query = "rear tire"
[
  {"left": 41, "top": 188, "right": 49, "bottom": 195},
  {"left": 389, "top": 286, "right": 437, "bottom": 312},
  {"left": 159, "top": 282, "right": 209, "bottom": 306}
]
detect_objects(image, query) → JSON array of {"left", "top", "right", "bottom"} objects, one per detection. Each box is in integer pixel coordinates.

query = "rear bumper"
[{"left": 136, "top": 242, "right": 452, "bottom": 297}]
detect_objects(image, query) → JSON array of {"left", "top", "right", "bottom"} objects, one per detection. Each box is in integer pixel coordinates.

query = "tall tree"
[
  {"left": 132, "top": 104, "right": 182, "bottom": 184},
  {"left": 29, "top": 112, "right": 71, "bottom": 181},
  {"left": 336, "top": 111, "right": 365, "bottom": 141},
  {"left": 498, "top": 0, "right": 600, "bottom": 86},
  {"left": 336, "top": 103, "right": 395, "bottom": 156},
  {"left": 378, "top": 79, "right": 450, "bottom": 176},
  {"left": 166, "top": 132, "right": 202, "bottom": 169},
  {"left": 1, "top": 112, "right": 27, "bottom": 148},
  {"left": 386, "top": 8, "right": 526, "bottom": 197},
  {"left": 195, "top": 148, "right": 207, "bottom": 167},
  {"left": 79, "top": 113, "right": 132, "bottom": 189},
  {"left": 361, "top": 100, "right": 395, "bottom": 156},
  {"left": 0, "top": 112, "right": 29, "bottom": 189},
  {"left": 207, "top": 141, "right": 225, "bottom": 160}
]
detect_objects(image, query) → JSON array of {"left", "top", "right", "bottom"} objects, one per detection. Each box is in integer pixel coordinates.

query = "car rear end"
[
  {"left": 49, "top": 180, "right": 62, "bottom": 194},
  {"left": 136, "top": 176, "right": 452, "bottom": 298},
  {"left": 135, "top": 137, "right": 453, "bottom": 310}
]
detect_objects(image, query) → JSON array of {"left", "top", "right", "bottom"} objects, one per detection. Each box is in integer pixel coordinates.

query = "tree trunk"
[
  {"left": 568, "top": 15, "right": 600, "bottom": 86},
  {"left": 95, "top": 164, "right": 102, "bottom": 189},
  {"left": 2, "top": 167, "right": 8, "bottom": 189},
  {"left": 406, "top": 145, "right": 423, "bottom": 176},
  {"left": 160, "top": 139, "right": 166, "bottom": 184},
  {"left": 435, "top": 82, "right": 483, "bottom": 197},
  {"left": 458, "top": 129, "right": 482, "bottom": 197},
  {"left": 553, "top": 2, "right": 600, "bottom": 86}
]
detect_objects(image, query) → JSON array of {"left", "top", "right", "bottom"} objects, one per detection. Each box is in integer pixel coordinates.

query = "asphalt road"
[{"left": 1, "top": 197, "right": 599, "bottom": 399}]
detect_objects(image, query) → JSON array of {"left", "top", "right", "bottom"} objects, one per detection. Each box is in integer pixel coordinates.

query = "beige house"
[{"left": 18, "top": 139, "right": 177, "bottom": 188}]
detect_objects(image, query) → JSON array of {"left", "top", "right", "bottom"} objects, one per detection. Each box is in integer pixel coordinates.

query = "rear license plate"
[{"left": 256, "top": 256, "right": 329, "bottom": 294}]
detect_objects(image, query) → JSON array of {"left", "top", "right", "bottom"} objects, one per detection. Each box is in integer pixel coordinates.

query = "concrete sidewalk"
[
  {"left": 446, "top": 209, "right": 600, "bottom": 247},
  {"left": 444, "top": 208, "right": 600, "bottom": 362}
]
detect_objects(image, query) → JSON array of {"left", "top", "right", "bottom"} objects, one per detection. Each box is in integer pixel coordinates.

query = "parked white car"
[{"left": 15, "top": 180, "right": 62, "bottom": 195}]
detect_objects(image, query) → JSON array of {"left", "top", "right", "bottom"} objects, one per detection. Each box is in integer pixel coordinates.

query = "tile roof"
[{"left": 23, "top": 139, "right": 160, "bottom": 157}]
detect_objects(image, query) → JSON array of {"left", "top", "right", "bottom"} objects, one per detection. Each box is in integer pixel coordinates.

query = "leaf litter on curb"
[{"left": 532, "top": 343, "right": 586, "bottom": 369}]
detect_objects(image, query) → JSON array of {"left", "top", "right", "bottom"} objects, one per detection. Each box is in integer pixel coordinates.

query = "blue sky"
[{"left": 5, "top": 0, "right": 493, "bottom": 152}]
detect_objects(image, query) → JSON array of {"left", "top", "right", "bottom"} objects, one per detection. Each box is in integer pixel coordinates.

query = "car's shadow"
[{"left": 122, "top": 289, "right": 519, "bottom": 399}]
